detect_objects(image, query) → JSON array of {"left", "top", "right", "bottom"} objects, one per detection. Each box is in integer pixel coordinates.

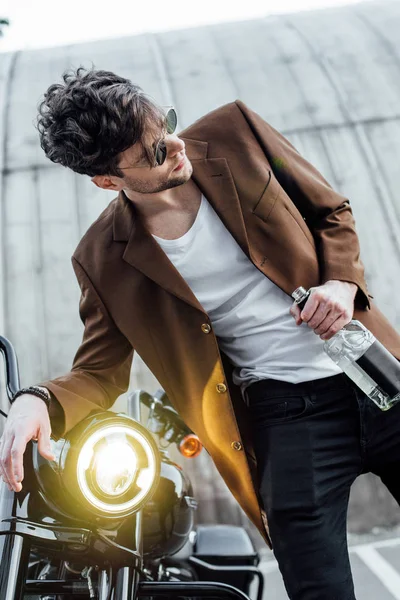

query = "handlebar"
[
  {"left": 0, "top": 335, "right": 20, "bottom": 401},
  {"left": 128, "top": 389, "right": 195, "bottom": 442}
]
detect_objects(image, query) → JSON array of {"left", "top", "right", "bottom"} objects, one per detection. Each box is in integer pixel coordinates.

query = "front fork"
[
  {"left": 0, "top": 486, "right": 143, "bottom": 600},
  {"left": 0, "top": 510, "right": 142, "bottom": 600},
  {"left": 0, "top": 534, "right": 31, "bottom": 600},
  {"left": 113, "top": 567, "right": 140, "bottom": 600}
]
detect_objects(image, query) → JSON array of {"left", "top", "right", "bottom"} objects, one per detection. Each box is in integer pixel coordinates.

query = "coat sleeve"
[
  {"left": 235, "top": 99, "right": 371, "bottom": 311},
  {"left": 38, "top": 256, "right": 134, "bottom": 437}
]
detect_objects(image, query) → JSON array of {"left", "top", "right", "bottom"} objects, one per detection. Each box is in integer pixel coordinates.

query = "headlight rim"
[
  {"left": 51, "top": 412, "right": 161, "bottom": 520},
  {"left": 76, "top": 421, "right": 159, "bottom": 516}
]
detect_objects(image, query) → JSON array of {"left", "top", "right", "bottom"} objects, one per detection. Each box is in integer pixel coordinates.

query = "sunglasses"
[
  {"left": 152, "top": 107, "right": 178, "bottom": 167},
  {"left": 119, "top": 107, "right": 178, "bottom": 170}
]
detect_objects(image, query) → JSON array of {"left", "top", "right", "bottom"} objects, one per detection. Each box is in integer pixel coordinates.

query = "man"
[{"left": 1, "top": 67, "right": 400, "bottom": 599}]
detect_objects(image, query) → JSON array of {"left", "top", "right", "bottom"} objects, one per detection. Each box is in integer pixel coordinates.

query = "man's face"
[{"left": 115, "top": 116, "right": 193, "bottom": 195}]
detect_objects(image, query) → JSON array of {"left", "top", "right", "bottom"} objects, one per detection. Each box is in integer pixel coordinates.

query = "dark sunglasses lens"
[
  {"left": 165, "top": 108, "right": 177, "bottom": 134},
  {"left": 155, "top": 141, "right": 167, "bottom": 166}
]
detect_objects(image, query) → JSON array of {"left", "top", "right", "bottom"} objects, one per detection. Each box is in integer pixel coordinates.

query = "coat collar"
[{"left": 112, "top": 137, "right": 251, "bottom": 314}]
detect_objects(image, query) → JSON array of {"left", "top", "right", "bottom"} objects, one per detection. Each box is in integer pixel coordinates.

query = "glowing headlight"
[
  {"left": 76, "top": 423, "right": 159, "bottom": 515},
  {"left": 93, "top": 441, "right": 137, "bottom": 496}
]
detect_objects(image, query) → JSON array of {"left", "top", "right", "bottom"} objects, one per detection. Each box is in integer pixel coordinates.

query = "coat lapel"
[
  {"left": 113, "top": 137, "right": 251, "bottom": 314},
  {"left": 190, "top": 157, "right": 251, "bottom": 259}
]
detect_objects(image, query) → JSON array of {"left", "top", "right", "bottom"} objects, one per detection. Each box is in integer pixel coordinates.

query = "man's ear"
[{"left": 91, "top": 175, "right": 122, "bottom": 191}]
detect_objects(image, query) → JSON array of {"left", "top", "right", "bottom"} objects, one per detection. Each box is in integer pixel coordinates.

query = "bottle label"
[{"left": 357, "top": 341, "right": 400, "bottom": 397}]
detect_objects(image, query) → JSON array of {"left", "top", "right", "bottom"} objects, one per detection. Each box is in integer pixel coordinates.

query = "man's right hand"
[{"left": 0, "top": 395, "right": 56, "bottom": 492}]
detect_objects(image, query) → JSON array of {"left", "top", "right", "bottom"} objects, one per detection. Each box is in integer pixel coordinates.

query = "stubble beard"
[{"left": 124, "top": 161, "right": 193, "bottom": 195}]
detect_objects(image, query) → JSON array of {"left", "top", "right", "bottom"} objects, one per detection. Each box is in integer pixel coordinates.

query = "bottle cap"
[{"left": 292, "top": 286, "right": 309, "bottom": 304}]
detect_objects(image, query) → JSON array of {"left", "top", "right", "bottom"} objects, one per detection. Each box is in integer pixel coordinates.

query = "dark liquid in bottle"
[{"left": 357, "top": 340, "right": 400, "bottom": 397}]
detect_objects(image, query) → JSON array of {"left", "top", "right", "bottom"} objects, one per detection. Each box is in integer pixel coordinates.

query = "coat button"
[
  {"left": 216, "top": 383, "right": 227, "bottom": 393},
  {"left": 201, "top": 323, "right": 211, "bottom": 334},
  {"left": 231, "top": 441, "right": 242, "bottom": 451}
]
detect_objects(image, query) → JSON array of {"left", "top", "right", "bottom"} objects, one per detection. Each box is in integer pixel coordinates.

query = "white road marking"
[
  {"left": 361, "top": 537, "right": 400, "bottom": 550},
  {"left": 353, "top": 545, "right": 400, "bottom": 599}
]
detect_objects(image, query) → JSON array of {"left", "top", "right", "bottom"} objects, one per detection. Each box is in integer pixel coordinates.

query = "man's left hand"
[{"left": 289, "top": 280, "right": 358, "bottom": 341}]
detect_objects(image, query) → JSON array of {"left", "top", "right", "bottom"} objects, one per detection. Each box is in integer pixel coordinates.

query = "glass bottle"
[{"left": 292, "top": 286, "right": 400, "bottom": 411}]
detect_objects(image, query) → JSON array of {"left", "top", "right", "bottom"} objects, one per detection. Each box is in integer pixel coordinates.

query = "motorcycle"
[{"left": 0, "top": 335, "right": 264, "bottom": 600}]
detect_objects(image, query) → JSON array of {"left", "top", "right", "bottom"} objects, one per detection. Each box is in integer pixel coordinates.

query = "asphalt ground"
[{"left": 256, "top": 529, "right": 400, "bottom": 599}]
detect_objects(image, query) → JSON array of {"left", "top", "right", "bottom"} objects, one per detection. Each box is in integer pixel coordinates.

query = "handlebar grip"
[{"left": 130, "top": 389, "right": 194, "bottom": 439}]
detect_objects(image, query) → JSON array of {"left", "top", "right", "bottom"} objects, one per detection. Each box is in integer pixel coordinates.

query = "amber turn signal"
[{"left": 179, "top": 434, "right": 203, "bottom": 458}]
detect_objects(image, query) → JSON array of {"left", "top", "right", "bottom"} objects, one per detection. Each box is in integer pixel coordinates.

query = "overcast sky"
[{"left": 1, "top": 0, "right": 373, "bottom": 53}]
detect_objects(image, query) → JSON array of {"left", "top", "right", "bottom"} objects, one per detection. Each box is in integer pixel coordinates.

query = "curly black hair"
[{"left": 36, "top": 67, "right": 165, "bottom": 177}]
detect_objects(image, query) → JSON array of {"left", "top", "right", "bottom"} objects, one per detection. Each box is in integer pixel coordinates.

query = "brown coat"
[{"left": 41, "top": 100, "right": 400, "bottom": 546}]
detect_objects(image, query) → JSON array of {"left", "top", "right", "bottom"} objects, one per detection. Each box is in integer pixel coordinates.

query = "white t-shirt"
[{"left": 152, "top": 195, "right": 342, "bottom": 397}]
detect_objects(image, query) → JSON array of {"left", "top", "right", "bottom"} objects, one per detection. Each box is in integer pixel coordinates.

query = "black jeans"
[{"left": 246, "top": 371, "right": 400, "bottom": 600}]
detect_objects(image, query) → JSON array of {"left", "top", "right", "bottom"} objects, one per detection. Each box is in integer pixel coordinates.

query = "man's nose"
[{"left": 167, "top": 135, "right": 185, "bottom": 157}]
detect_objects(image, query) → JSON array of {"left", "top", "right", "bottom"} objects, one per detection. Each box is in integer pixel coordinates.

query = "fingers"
[
  {"left": 305, "top": 300, "right": 350, "bottom": 337},
  {"left": 0, "top": 427, "right": 54, "bottom": 493},
  {"left": 0, "top": 397, "right": 56, "bottom": 493},
  {"left": 0, "top": 434, "right": 16, "bottom": 491},
  {"left": 290, "top": 303, "right": 303, "bottom": 325},
  {"left": 320, "top": 313, "right": 353, "bottom": 340},
  {"left": 296, "top": 288, "right": 318, "bottom": 323},
  {"left": 0, "top": 427, "right": 55, "bottom": 493},
  {"left": 320, "top": 316, "right": 342, "bottom": 340},
  {"left": 290, "top": 295, "right": 345, "bottom": 339},
  {"left": 8, "top": 439, "right": 26, "bottom": 492},
  {"left": 290, "top": 290, "right": 319, "bottom": 326},
  {"left": 5, "top": 434, "right": 29, "bottom": 492},
  {"left": 307, "top": 305, "right": 336, "bottom": 333},
  {"left": 37, "top": 426, "right": 55, "bottom": 462}
]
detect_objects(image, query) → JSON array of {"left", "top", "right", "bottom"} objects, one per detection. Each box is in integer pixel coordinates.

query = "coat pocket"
[{"left": 251, "top": 170, "right": 282, "bottom": 222}]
